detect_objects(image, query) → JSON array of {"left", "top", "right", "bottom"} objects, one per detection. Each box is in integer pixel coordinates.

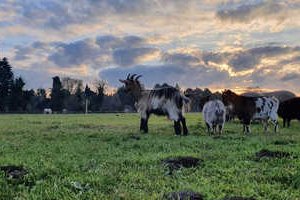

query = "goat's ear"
[{"left": 119, "top": 79, "right": 126, "bottom": 83}]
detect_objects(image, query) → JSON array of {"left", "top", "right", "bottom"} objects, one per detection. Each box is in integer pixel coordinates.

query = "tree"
[
  {"left": 88, "top": 80, "right": 107, "bottom": 111},
  {"left": 34, "top": 88, "right": 49, "bottom": 112},
  {"left": 0, "top": 57, "right": 14, "bottom": 112},
  {"left": 9, "top": 77, "right": 25, "bottom": 111},
  {"left": 50, "top": 76, "right": 64, "bottom": 112},
  {"left": 62, "top": 77, "right": 83, "bottom": 95}
]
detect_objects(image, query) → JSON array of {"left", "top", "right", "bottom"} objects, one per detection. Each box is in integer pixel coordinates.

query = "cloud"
[
  {"left": 100, "top": 64, "right": 230, "bottom": 89},
  {"left": 113, "top": 47, "right": 160, "bottom": 66},
  {"left": 216, "top": 1, "right": 288, "bottom": 23},
  {"left": 281, "top": 73, "right": 300, "bottom": 82},
  {"left": 48, "top": 39, "right": 101, "bottom": 68},
  {"left": 162, "top": 53, "right": 200, "bottom": 66},
  {"left": 47, "top": 35, "right": 160, "bottom": 68},
  {"left": 96, "top": 35, "right": 146, "bottom": 49}
]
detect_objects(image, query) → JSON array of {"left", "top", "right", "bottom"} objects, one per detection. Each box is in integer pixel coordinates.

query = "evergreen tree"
[
  {"left": 50, "top": 76, "right": 64, "bottom": 112},
  {"left": 0, "top": 57, "right": 14, "bottom": 112},
  {"left": 9, "top": 77, "right": 25, "bottom": 111}
]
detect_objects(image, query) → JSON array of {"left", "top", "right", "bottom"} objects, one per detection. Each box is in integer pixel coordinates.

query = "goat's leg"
[
  {"left": 180, "top": 115, "right": 188, "bottom": 135},
  {"left": 212, "top": 124, "right": 217, "bottom": 135},
  {"left": 218, "top": 124, "right": 223, "bottom": 135},
  {"left": 140, "top": 112, "right": 149, "bottom": 133},
  {"left": 206, "top": 122, "right": 211, "bottom": 135},
  {"left": 174, "top": 120, "right": 182, "bottom": 135},
  {"left": 274, "top": 121, "right": 278, "bottom": 133},
  {"left": 140, "top": 118, "right": 147, "bottom": 133},
  {"left": 263, "top": 119, "right": 268, "bottom": 133},
  {"left": 287, "top": 119, "right": 291, "bottom": 128}
]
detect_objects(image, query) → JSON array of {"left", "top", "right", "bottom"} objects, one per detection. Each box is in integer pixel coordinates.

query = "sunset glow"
[{"left": 1, "top": 0, "right": 299, "bottom": 94}]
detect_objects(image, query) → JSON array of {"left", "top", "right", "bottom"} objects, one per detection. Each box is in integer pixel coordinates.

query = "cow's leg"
[
  {"left": 269, "top": 119, "right": 278, "bottom": 133},
  {"left": 246, "top": 125, "right": 251, "bottom": 133},
  {"left": 244, "top": 118, "right": 251, "bottom": 134},
  {"left": 269, "top": 112, "right": 278, "bottom": 133},
  {"left": 263, "top": 119, "right": 268, "bottom": 133},
  {"left": 287, "top": 119, "right": 291, "bottom": 128},
  {"left": 180, "top": 114, "right": 188, "bottom": 135},
  {"left": 174, "top": 120, "right": 182, "bottom": 135}
]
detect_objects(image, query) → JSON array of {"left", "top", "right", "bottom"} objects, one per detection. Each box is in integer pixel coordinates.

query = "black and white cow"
[
  {"left": 222, "top": 90, "right": 279, "bottom": 133},
  {"left": 119, "top": 74, "right": 189, "bottom": 135}
]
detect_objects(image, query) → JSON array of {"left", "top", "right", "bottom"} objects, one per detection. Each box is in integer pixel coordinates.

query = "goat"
[
  {"left": 278, "top": 97, "right": 300, "bottom": 128},
  {"left": 119, "top": 74, "right": 189, "bottom": 135},
  {"left": 202, "top": 100, "right": 226, "bottom": 135},
  {"left": 222, "top": 90, "right": 279, "bottom": 133}
]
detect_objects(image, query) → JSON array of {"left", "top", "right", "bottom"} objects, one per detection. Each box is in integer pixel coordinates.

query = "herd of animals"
[{"left": 119, "top": 74, "right": 300, "bottom": 135}]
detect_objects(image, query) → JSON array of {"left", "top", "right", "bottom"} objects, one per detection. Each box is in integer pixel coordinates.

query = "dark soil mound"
[
  {"left": 255, "top": 149, "right": 292, "bottom": 160},
  {"left": 223, "top": 197, "right": 256, "bottom": 200},
  {"left": 163, "top": 191, "right": 204, "bottom": 200},
  {"left": 0, "top": 165, "right": 28, "bottom": 180},
  {"left": 162, "top": 156, "right": 203, "bottom": 173}
]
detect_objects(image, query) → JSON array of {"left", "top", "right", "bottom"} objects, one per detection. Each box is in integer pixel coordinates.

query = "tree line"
[
  {"left": 0, "top": 57, "right": 136, "bottom": 113},
  {"left": 0, "top": 57, "right": 215, "bottom": 113}
]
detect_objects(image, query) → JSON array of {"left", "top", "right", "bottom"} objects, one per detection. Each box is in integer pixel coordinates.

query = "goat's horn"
[
  {"left": 130, "top": 74, "right": 137, "bottom": 80},
  {"left": 119, "top": 79, "right": 127, "bottom": 83},
  {"left": 126, "top": 73, "right": 131, "bottom": 80},
  {"left": 135, "top": 75, "right": 142, "bottom": 80}
]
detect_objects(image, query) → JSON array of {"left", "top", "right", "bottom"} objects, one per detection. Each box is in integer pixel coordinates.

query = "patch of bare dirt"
[
  {"left": 162, "top": 156, "right": 203, "bottom": 174},
  {"left": 0, "top": 165, "right": 28, "bottom": 180},
  {"left": 163, "top": 191, "right": 204, "bottom": 200}
]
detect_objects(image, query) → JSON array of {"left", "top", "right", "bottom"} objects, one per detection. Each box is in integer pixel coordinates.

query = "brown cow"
[{"left": 278, "top": 97, "right": 300, "bottom": 127}]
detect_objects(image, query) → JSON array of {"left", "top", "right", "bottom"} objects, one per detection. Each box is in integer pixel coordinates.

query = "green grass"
[{"left": 0, "top": 113, "right": 299, "bottom": 200}]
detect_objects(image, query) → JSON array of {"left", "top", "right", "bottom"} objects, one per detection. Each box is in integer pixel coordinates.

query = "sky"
[{"left": 1, "top": 0, "right": 300, "bottom": 94}]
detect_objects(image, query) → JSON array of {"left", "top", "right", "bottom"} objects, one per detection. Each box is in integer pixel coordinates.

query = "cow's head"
[{"left": 221, "top": 89, "right": 237, "bottom": 106}]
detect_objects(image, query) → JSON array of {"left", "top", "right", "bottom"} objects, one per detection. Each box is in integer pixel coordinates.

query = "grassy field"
[{"left": 0, "top": 113, "right": 299, "bottom": 200}]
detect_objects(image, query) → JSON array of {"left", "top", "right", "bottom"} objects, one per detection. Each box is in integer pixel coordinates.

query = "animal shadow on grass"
[
  {"left": 0, "top": 165, "right": 34, "bottom": 187},
  {"left": 211, "top": 134, "right": 246, "bottom": 141},
  {"left": 162, "top": 156, "right": 203, "bottom": 175},
  {"left": 272, "top": 140, "right": 296, "bottom": 145},
  {"left": 163, "top": 190, "right": 204, "bottom": 200},
  {"left": 122, "top": 134, "right": 141, "bottom": 141},
  {"left": 254, "top": 149, "right": 296, "bottom": 161},
  {"left": 268, "top": 171, "right": 300, "bottom": 189}
]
